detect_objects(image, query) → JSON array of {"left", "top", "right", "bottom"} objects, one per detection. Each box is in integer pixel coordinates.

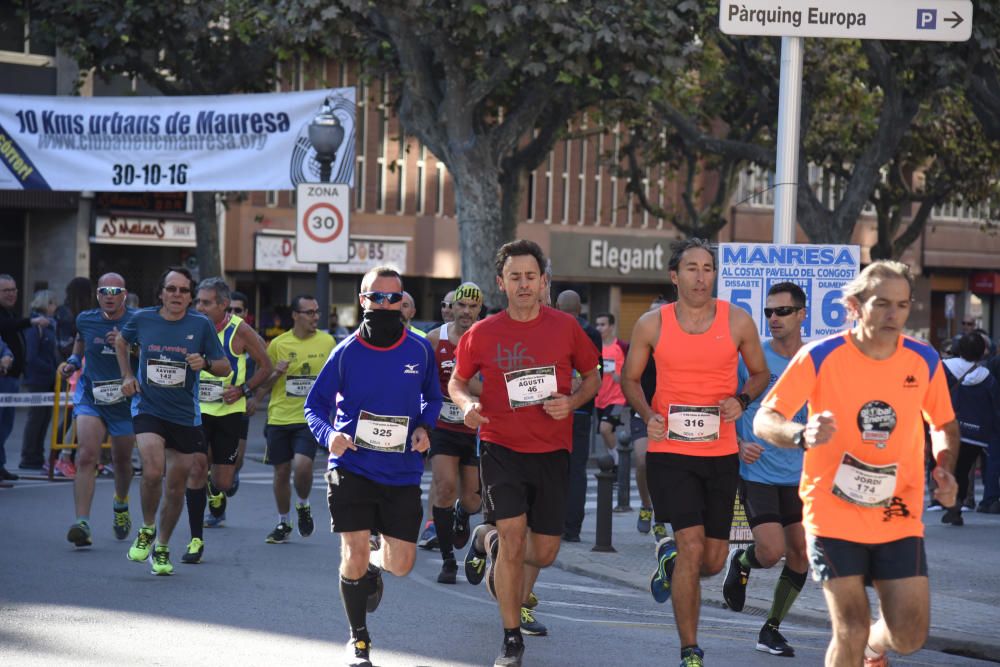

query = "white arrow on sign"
[
  {"left": 295, "top": 183, "right": 350, "bottom": 263},
  {"left": 720, "top": 0, "right": 973, "bottom": 42}
]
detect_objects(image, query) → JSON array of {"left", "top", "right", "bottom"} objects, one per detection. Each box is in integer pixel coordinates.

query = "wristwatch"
[
  {"left": 242, "top": 384, "right": 254, "bottom": 399},
  {"left": 792, "top": 429, "right": 807, "bottom": 450},
  {"left": 736, "top": 393, "right": 751, "bottom": 411}
]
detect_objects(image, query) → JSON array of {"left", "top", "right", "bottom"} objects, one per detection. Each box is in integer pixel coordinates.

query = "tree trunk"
[
  {"left": 193, "top": 191, "right": 221, "bottom": 280},
  {"left": 451, "top": 159, "right": 505, "bottom": 311}
]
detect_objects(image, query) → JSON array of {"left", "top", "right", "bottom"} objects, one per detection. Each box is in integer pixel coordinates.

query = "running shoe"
[
  {"left": 863, "top": 653, "right": 889, "bottom": 667},
  {"left": 652, "top": 522, "right": 668, "bottom": 542},
  {"left": 226, "top": 472, "right": 240, "bottom": 498},
  {"left": 756, "top": 623, "right": 794, "bottom": 657},
  {"left": 437, "top": 558, "right": 458, "bottom": 584},
  {"left": 941, "top": 507, "right": 964, "bottom": 526},
  {"left": 66, "top": 520, "right": 92, "bottom": 548},
  {"left": 265, "top": 521, "right": 293, "bottom": 544},
  {"left": 650, "top": 536, "right": 678, "bottom": 603},
  {"left": 113, "top": 503, "right": 131, "bottom": 540},
  {"left": 207, "top": 487, "right": 227, "bottom": 519},
  {"left": 637, "top": 507, "right": 653, "bottom": 534},
  {"left": 452, "top": 500, "right": 471, "bottom": 549},
  {"left": 680, "top": 646, "right": 704, "bottom": 666},
  {"left": 204, "top": 512, "right": 226, "bottom": 528},
  {"left": 346, "top": 637, "right": 372, "bottom": 667},
  {"left": 519, "top": 607, "right": 547, "bottom": 636},
  {"left": 128, "top": 526, "right": 156, "bottom": 562},
  {"left": 181, "top": 537, "right": 204, "bottom": 564},
  {"left": 417, "top": 520, "right": 438, "bottom": 550},
  {"left": 925, "top": 501, "right": 943, "bottom": 511},
  {"left": 465, "top": 524, "right": 489, "bottom": 586},
  {"left": 485, "top": 529, "right": 500, "bottom": 600},
  {"left": 296, "top": 503, "right": 314, "bottom": 537},
  {"left": 524, "top": 591, "right": 539, "bottom": 609},
  {"left": 722, "top": 547, "right": 751, "bottom": 611},
  {"left": 150, "top": 545, "right": 174, "bottom": 576},
  {"left": 494, "top": 636, "right": 524, "bottom": 667},
  {"left": 366, "top": 566, "right": 384, "bottom": 613}
]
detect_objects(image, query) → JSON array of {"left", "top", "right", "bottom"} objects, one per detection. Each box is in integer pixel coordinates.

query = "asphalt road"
[{"left": 1, "top": 457, "right": 994, "bottom": 667}]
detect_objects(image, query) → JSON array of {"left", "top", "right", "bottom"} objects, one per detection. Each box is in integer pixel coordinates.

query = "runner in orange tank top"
[
  {"left": 753, "top": 261, "right": 959, "bottom": 667},
  {"left": 622, "top": 238, "right": 769, "bottom": 666}
]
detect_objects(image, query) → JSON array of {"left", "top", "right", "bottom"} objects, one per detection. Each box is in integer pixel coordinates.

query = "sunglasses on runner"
[
  {"left": 163, "top": 285, "right": 192, "bottom": 294},
  {"left": 361, "top": 291, "right": 405, "bottom": 305},
  {"left": 440, "top": 301, "right": 452, "bottom": 309},
  {"left": 226, "top": 307, "right": 245, "bottom": 314},
  {"left": 97, "top": 286, "right": 126, "bottom": 296},
  {"left": 764, "top": 306, "right": 802, "bottom": 318}
]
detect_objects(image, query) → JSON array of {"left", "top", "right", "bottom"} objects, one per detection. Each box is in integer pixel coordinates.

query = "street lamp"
[
  {"left": 309, "top": 99, "right": 345, "bottom": 183},
  {"left": 307, "top": 99, "right": 346, "bottom": 332}
]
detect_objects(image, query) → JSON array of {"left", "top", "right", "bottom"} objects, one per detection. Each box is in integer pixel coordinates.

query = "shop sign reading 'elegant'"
[{"left": 549, "top": 232, "right": 670, "bottom": 280}]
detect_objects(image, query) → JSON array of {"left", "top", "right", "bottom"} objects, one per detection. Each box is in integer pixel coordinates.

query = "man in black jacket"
[
  {"left": 0, "top": 274, "right": 52, "bottom": 480},
  {"left": 555, "top": 289, "right": 602, "bottom": 542}
]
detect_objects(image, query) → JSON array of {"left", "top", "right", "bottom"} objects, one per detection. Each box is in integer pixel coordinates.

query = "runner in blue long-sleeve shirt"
[{"left": 304, "top": 265, "right": 441, "bottom": 667}]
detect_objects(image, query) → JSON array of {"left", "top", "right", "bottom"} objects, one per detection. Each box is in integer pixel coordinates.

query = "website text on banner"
[
  {"left": 717, "top": 243, "right": 860, "bottom": 340},
  {"left": 0, "top": 88, "right": 355, "bottom": 192}
]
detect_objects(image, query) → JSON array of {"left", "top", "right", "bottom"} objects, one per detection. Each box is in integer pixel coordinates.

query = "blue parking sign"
[{"left": 917, "top": 9, "right": 937, "bottom": 29}]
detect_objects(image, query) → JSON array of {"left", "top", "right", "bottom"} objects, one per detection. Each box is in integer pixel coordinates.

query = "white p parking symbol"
[{"left": 917, "top": 9, "right": 937, "bottom": 29}]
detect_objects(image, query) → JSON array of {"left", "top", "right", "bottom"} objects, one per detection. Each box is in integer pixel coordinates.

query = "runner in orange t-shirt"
[
  {"left": 754, "top": 260, "right": 959, "bottom": 667},
  {"left": 623, "top": 238, "right": 769, "bottom": 667}
]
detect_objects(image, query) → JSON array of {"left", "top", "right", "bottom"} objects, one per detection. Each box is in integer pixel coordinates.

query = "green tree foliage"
[
  {"left": 632, "top": 5, "right": 1000, "bottom": 258},
  {"left": 306, "top": 0, "right": 699, "bottom": 304}
]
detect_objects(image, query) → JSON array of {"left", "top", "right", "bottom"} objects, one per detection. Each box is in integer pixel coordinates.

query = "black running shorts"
[
  {"left": 201, "top": 413, "right": 242, "bottom": 465},
  {"left": 133, "top": 413, "right": 208, "bottom": 455},
  {"left": 264, "top": 423, "right": 319, "bottom": 465},
  {"left": 738, "top": 479, "right": 803, "bottom": 529},
  {"left": 479, "top": 441, "right": 569, "bottom": 536},
  {"left": 647, "top": 452, "right": 739, "bottom": 539},
  {"left": 429, "top": 428, "right": 480, "bottom": 466},
  {"left": 325, "top": 468, "right": 422, "bottom": 542},
  {"left": 596, "top": 405, "right": 624, "bottom": 429},
  {"left": 807, "top": 534, "right": 927, "bottom": 583}
]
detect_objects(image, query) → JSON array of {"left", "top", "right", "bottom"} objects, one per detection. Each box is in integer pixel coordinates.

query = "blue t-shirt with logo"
[
  {"left": 119, "top": 307, "right": 225, "bottom": 426},
  {"left": 737, "top": 340, "right": 808, "bottom": 485},
  {"left": 74, "top": 307, "right": 138, "bottom": 416}
]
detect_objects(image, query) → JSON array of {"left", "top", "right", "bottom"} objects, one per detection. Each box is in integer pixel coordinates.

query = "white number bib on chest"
[
  {"left": 146, "top": 359, "right": 187, "bottom": 388},
  {"left": 199, "top": 380, "right": 225, "bottom": 403},
  {"left": 354, "top": 411, "right": 410, "bottom": 453},
  {"left": 439, "top": 400, "right": 465, "bottom": 424},
  {"left": 285, "top": 375, "right": 316, "bottom": 398},
  {"left": 667, "top": 405, "right": 721, "bottom": 442},
  {"left": 832, "top": 453, "right": 897, "bottom": 508},
  {"left": 504, "top": 365, "right": 557, "bottom": 408},
  {"left": 602, "top": 358, "right": 616, "bottom": 374},
  {"left": 92, "top": 379, "right": 125, "bottom": 406}
]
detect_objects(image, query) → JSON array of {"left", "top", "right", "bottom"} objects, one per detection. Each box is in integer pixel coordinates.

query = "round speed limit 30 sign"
[{"left": 296, "top": 183, "right": 350, "bottom": 262}]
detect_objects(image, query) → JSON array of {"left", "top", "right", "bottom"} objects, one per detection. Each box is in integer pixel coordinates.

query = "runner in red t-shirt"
[
  {"left": 426, "top": 281, "right": 484, "bottom": 585},
  {"left": 450, "top": 240, "right": 600, "bottom": 667},
  {"left": 595, "top": 312, "right": 628, "bottom": 464}
]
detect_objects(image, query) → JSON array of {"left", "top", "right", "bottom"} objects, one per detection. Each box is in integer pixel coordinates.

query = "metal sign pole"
[{"left": 773, "top": 36, "right": 804, "bottom": 245}]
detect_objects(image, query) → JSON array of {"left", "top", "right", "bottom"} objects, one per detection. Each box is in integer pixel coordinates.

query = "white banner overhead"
[{"left": 0, "top": 88, "right": 356, "bottom": 192}]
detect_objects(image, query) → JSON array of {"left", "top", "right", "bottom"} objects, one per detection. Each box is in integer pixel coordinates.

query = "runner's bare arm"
[
  {"left": 60, "top": 335, "right": 86, "bottom": 377},
  {"left": 224, "top": 322, "right": 273, "bottom": 402},
  {"left": 732, "top": 305, "right": 769, "bottom": 400},
  {"left": 621, "top": 309, "right": 657, "bottom": 423},
  {"left": 755, "top": 406, "right": 836, "bottom": 449},
  {"left": 449, "top": 372, "right": 489, "bottom": 428},
  {"left": 114, "top": 333, "right": 139, "bottom": 396},
  {"left": 929, "top": 420, "right": 959, "bottom": 507}
]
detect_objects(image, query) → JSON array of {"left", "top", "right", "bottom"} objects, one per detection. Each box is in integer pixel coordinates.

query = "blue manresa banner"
[{"left": 0, "top": 88, "right": 355, "bottom": 191}]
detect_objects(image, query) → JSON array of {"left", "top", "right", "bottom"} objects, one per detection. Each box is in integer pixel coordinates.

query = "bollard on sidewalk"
[
  {"left": 592, "top": 454, "right": 617, "bottom": 552},
  {"left": 614, "top": 426, "right": 633, "bottom": 512}
]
